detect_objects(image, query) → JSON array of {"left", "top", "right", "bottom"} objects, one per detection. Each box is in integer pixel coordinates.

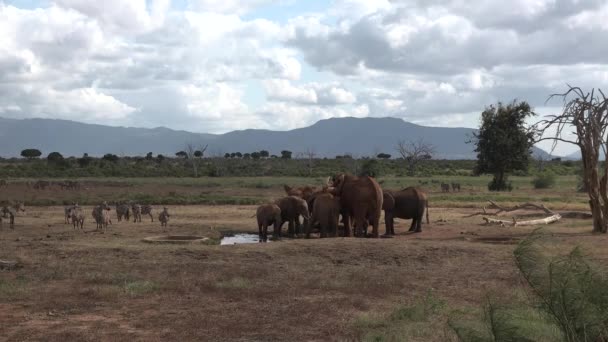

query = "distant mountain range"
[{"left": 0, "top": 116, "right": 552, "bottom": 159}]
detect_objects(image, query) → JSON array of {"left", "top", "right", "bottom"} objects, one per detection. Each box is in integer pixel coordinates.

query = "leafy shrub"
[
  {"left": 450, "top": 230, "right": 608, "bottom": 342},
  {"left": 532, "top": 172, "right": 556, "bottom": 189}
]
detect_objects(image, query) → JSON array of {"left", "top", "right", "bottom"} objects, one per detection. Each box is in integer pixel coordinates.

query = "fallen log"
[
  {"left": 483, "top": 214, "right": 562, "bottom": 227},
  {"left": 0, "top": 259, "right": 21, "bottom": 270}
]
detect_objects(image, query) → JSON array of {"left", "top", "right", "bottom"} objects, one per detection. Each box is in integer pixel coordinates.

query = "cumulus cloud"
[
  {"left": 1, "top": 0, "right": 608, "bottom": 155},
  {"left": 263, "top": 79, "right": 356, "bottom": 105}
]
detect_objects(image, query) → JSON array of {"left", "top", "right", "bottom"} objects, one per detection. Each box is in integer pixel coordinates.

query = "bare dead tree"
[
  {"left": 185, "top": 143, "right": 208, "bottom": 178},
  {"left": 304, "top": 148, "right": 316, "bottom": 176},
  {"left": 537, "top": 86, "right": 608, "bottom": 233},
  {"left": 395, "top": 139, "right": 436, "bottom": 176}
]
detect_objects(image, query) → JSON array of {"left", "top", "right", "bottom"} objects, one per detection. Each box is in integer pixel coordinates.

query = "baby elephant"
[
  {"left": 275, "top": 196, "right": 311, "bottom": 238},
  {"left": 256, "top": 204, "right": 282, "bottom": 242},
  {"left": 158, "top": 207, "right": 170, "bottom": 227},
  {"left": 307, "top": 193, "right": 340, "bottom": 238}
]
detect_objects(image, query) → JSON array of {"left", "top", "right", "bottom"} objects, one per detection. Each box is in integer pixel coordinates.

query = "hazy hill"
[{"left": 0, "top": 116, "right": 550, "bottom": 159}]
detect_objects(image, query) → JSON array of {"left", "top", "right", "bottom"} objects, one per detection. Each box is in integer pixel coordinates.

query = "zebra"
[
  {"left": 132, "top": 204, "right": 142, "bottom": 223},
  {"left": 64, "top": 203, "right": 76, "bottom": 224},
  {"left": 440, "top": 183, "right": 450, "bottom": 193},
  {"left": 158, "top": 207, "right": 170, "bottom": 227},
  {"left": 69, "top": 205, "right": 85, "bottom": 230},
  {"left": 92, "top": 204, "right": 111, "bottom": 231},
  {"left": 141, "top": 205, "right": 154, "bottom": 222},
  {"left": 451, "top": 182, "right": 461, "bottom": 192},
  {"left": 33, "top": 180, "right": 50, "bottom": 190},
  {"left": 115, "top": 203, "right": 130, "bottom": 222},
  {"left": 0, "top": 202, "right": 25, "bottom": 229}
]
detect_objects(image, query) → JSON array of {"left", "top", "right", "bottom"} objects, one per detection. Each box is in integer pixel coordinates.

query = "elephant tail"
[{"left": 425, "top": 198, "right": 430, "bottom": 224}]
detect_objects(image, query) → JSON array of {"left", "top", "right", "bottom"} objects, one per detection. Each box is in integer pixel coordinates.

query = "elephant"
[
  {"left": 283, "top": 185, "right": 317, "bottom": 227},
  {"left": 383, "top": 187, "right": 429, "bottom": 234},
  {"left": 306, "top": 192, "right": 340, "bottom": 238},
  {"left": 327, "top": 173, "right": 383, "bottom": 238},
  {"left": 256, "top": 204, "right": 282, "bottom": 242},
  {"left": 274, "top": 196, "right": 311, "bottom": 237}
]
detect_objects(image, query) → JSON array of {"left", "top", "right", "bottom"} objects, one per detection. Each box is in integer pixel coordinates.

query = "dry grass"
[{"left": 0, "top": 179, "right": 604, "bottom": 341}]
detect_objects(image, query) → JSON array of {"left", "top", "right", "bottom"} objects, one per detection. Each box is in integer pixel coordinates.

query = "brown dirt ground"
[{"left": 0, "top": 194, "right": 606, "bottom": 341}]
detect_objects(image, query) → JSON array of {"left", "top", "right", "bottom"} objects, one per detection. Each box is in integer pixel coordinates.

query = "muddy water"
[{"left": 220, "top": 234, "right": 268, "bottom": 245}]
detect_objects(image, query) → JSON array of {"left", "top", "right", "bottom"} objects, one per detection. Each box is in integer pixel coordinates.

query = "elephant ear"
[
  {"left": 383, "top": 191, "right": 395, "bottom": 211},
  {"left": 330, "top": 174, "right": 345, "bottom": 195},
  {"left": 284, "top": 185, "right": 293, "bottom": 195}
]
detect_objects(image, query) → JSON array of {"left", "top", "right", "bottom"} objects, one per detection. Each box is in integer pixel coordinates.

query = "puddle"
[{"left": 220, "top": 234, "right": 268, "bottom": 245}]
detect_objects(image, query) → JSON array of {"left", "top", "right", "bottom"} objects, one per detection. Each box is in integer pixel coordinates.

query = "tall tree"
[
  {"left": 21, "top": 149, "right": 42, "bottom": 159},
  {"left": 538, "top": 86, "right": 608, "bottom": 233},
  {"left": 280, "top": 150, "right": 292, "bottom": 159},
  {"left": 472, "top": 101, "right": 536, "bottom": 191},
  {"left": 395, "top": 139, "right": 435, "bottom": 176}
]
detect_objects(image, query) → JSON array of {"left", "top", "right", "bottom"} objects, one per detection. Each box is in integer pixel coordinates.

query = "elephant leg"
[
  {"left": 384, "top": 212, "right": 392, "bottom": 236},
  {"left": 288, "top": 220, "right": 295, "bottom": 238},
  {"left": 415, "top": 217, "right": 422, "bottom": 233},
  {"left": 273, "top": 222, "right": 281, "bottom": 239},
  {"left": 320, "top": 220, "right": 327, "bottom": 238},
  {"left": 370, "top": 215, "right": 380, "bottom": 238},
  {"left": 258, "top": 223, "right": 263, "bottom": 242},
  {"left": 294, "top": 216, "right": 302, "bottom": 235},
  {"left": 263, "top": 224, "right": 269, "bottom": 242},
  {"left": 342, "top": 214, "right": 351, "bottom": 237},
  {"left": 409, "top": 218, "right": 417, "bottom": 232},
  {"left": 306, "top": 218, "right": 312, "bottom": 239}
]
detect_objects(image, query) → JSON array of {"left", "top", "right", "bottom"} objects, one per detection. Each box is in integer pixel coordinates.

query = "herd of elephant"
[{"left": 255, "top": 173, "right": 429, "bottom": 242}]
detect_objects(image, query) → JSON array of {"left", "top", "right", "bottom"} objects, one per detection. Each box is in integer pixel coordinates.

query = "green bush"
[
  {"left": 450, "top": 230, "right": 608, "bottom": 342},
  {"left": 532, "top": 172, "right": 556, "bottom": 189}
]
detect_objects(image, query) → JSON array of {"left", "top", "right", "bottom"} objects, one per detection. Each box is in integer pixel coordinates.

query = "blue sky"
[{"left": 1, "top": 0, "right": 607, "bottom": 155}]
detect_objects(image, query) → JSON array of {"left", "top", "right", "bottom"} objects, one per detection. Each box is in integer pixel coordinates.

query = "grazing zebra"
[
  {"left": 131, "top": 204, "right": 142, "bottom": 223},
  {"left": 158, "top": 207, "right": 170, "bottom": 227},
  {"left": 69, "top": 205, "right": 85, "bottom": 230},
  {"left": 451, "top": 182, "right": 461, "bottom": 192},
  {"left": 115, "top": 203, "right": 130, "bottom": 222},
  {"left": 440, "top": 183, "right": 450, "bottom": 193},
  {"left": 141, "top": 205, "right": 154, "bottom": 222}
]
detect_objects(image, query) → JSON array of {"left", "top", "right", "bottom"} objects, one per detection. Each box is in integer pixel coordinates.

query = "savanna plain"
[{"left": 0, "top": 175, "right": 603, "bottom": 341}]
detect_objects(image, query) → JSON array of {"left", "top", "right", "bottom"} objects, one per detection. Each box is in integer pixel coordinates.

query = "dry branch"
[{"left": 487, "top": 200, "right": 555, "bottom": 215}]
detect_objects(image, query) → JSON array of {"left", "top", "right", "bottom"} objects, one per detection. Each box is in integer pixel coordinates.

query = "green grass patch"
[
  {"left": 215, "top": 277, "right": 252, "bottom": 290},
  {"left": 355, "top": 291, "right": 448, "bottom": 341},
  {"left": 123, "top": 280, "right": 160, "bottom": 296},
  {"left": 0, "top": 277, "right": 29, "bottom": 300}
]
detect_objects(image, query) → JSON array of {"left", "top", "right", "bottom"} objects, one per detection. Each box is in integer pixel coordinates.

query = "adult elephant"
[
  {"left": 327, "top": 173, "right": 383, "bottom": 238},
  {"left": 383, "top": 187, "right": 429, "bottom": 234}
]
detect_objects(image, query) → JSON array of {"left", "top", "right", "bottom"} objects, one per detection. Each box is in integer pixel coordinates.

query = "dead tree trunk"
[{"left": 538, "top": 86, "right": 608, "bottom": 233}]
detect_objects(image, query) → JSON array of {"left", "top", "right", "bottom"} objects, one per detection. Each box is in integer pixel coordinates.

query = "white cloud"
[{"left": 0, "top": 0, "right": 607, "bottom": 157}]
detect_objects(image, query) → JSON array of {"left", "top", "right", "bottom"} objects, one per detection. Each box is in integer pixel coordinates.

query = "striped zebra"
[
  {"left": 69, "top": 205, "right": 85, "bottom": 230},
  {"left": 92, "top": 203, "right": 111, "bottom": 231},
  {"left": 115, "top": 203, "right": 130, "bottom": 222},
  {"left": 141, "top": 205, "right": 154, "bottom": 222},
  {"left": 64, "top": 203, "right": 76, "bottom": 224},
  {"left": 158, "top": 207, "right": 170, "bottom": 227},
  {"left": 33, "top": 180, "right": 50, "bottom": 190},
  {"left": 0, "top": 202, "right": 25, "bottom": 229},
  {"left": 131, "top": 204, "right": 142, "bottom": 223}
]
